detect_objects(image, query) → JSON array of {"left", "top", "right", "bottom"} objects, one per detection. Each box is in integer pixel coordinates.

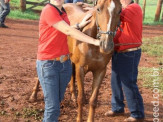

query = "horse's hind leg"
[
  {"left": 29, "top": 78, "right": 40, "bottom": 102},
  {"left": 87, "top": 69, "right": 106, "bottom": 122},
  {"left": 70, "top": 63, "right": 77, "bottom": 102}
]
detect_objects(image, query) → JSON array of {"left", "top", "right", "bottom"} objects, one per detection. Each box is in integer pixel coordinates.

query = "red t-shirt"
[
  {"left": 114, "top": 3, "right": 142, "bottom": 52},
  {"left": 37, "top": 4, "right": 70, "bottom": 60}
]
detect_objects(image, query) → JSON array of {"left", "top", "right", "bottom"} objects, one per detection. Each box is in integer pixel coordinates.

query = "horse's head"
[{"left": 95, "top": 0, "right": 122, "bottom": 54}]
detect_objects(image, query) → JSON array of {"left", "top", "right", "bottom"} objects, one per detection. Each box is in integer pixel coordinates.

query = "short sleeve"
[
  {"left": 120, "top": 7, "right": 132, "bottom": 23},
  {"left": 43, "top": 6, "right": 63, "bottom": 26}
]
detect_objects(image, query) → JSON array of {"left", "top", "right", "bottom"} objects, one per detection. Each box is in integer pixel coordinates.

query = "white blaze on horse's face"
[{"left": 107, "top": 0, "right": 115, "bottom": 31}]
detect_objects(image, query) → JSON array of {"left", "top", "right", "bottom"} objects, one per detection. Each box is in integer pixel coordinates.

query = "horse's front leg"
[
  {"left": 76, "top": 64, "right": 85, "bottom": 122},
  {"left": 69, "top": 63, "right": 77, "bottom": 102},
  {"left": 29, "top": 78, "right": 40, "bottom": 102},
  {"left": 87, "top": 69, "right": 106, "bottom": 122}
]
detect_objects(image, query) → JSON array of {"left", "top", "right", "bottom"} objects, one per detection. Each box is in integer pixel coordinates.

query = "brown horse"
[{"left": 30, "top": 0, "right": 122, "bottom": 122}]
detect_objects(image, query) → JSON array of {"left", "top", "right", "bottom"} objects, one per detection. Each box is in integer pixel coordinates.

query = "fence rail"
[{"left": 20, "top": 0, "right": 47, "bottom": 12}]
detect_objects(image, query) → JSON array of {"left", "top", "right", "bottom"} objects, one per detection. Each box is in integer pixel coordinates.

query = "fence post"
[
  {"left": 142, "top": 0, "right": 146, "bottom": 21},
  {"left": 20, "top": 0, "right": 26, "bottom": 12}
]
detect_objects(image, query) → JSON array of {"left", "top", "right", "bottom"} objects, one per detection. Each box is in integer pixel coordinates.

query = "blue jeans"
[
  {"left": 111, "top": 49, "right": 144, "bottom": 119},
  {"left": 0, "top": 0, "right": 10, "bottom": 24},
  {"left": 36, "top": 59, "right": 72, "bottom": 122},
  {"left": 64, "top": 0, "right": 83, "bottom": 3}
]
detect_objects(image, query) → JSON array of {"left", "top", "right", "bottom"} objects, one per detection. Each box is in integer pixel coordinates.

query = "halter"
[{"left": 95, "top": 11, "right": 122, "bottom": 39}]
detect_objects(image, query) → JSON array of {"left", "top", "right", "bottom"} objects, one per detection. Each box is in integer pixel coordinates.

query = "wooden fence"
[
  {"left": 20, "top": 0, "right": 93, "bottom": 12},
  {"left": 20, "top": 0, "right": 48, "bottom": 12}
]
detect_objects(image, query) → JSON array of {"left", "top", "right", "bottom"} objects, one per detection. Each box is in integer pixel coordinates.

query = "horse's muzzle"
[{"left": 99, "top": 40, "right": 114, "bottom": 54}]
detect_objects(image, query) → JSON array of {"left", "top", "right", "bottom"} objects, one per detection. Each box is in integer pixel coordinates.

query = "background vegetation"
[
  {"left": 140, "top": 36, "right": 163, "bottom": 98},
  {"left": 9, "top": 0, "right": 163, "bottom": 24}
]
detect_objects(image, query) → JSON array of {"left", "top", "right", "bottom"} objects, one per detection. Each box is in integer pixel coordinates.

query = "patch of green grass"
[
  {"left": 9, "top": 0, "right": 163, "bottom": 23},
  {"left": 142, "top": 36, "right": 163, "bottom": 57},
  {"left": 139, "top": 36, "right": 163, "bottom": 98},
  {"left": 138, "top": 67, "right": 163, "bottom": 98},
  {"left": 10, "top": 0, "right": 19, "bottom": 7},
  {"left": 8, "top": 10, "right": 39, "bottom": 20},
  {"left": 22, "top": 108, "right": 44, "bottom": 121},
  {"left": 9, "top": 0, "right": 42, "bottom": 20},
  {"left": 142, "top": 36, "right": 163, "bottom": 66}
]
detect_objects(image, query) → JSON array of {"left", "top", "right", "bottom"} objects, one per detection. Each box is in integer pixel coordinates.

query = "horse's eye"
[{"left": 97, "top": 8, "right": 101, "bottom": 13}]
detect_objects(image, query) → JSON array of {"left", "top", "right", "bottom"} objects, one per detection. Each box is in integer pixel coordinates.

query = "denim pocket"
[
  {"left": 121, "top": 51, "right": 135, "bottom": 58},
  {"left": 42, "top": 60, "right": 57, "bottom": 80},
  {"left": 42, "top": 60, "right": 55, "bottom": 69}
]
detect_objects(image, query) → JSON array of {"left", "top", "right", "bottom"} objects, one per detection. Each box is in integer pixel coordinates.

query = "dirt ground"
[{"left": 0, "top": 19, "right": 163, "bottom": 122}]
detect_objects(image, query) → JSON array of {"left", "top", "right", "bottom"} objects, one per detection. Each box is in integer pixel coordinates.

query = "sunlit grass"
[
  {"left": 142, "top": 36, "right": 163, "bottom": 57},
  {"left": 139, "top": 36, "right": 163, "bottom": 98},
  {"left": 8, "top": 10, "right": 39, "bottom": 20},
  {"left": 9, "top": 0, "right": 163, "bottom": 24},
  {"left": 138, "top": 67, "right": 163, "bottom": 98}
]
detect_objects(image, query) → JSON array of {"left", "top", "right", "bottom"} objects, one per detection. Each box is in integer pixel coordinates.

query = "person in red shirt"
[
  {"left": 105, "top": 0, "right": 145, "bottom": 121},
  {"left": 37, "top": 0, "right": 100, "bottom": 121},
  {"left": 0, "top": 0, "right": 10, "bottom": 28}
]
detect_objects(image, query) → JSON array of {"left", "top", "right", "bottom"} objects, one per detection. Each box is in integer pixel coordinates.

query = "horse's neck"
[
  {"left": 82, "top": 11, "right": 97, "bottom": 39},
  {"left": 64, "top": 3, "right": 89, "bottom": 25}
]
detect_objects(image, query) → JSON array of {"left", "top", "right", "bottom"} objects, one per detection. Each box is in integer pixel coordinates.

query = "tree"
[
  {"left": 154, "top": 0, "right": 163, "bottom": 21},
  {"left": 142, "top": 0, "right": 146, "bottom": 21},
  {"left": 135, "top": 0, "right": 139, "bottom": 4}
]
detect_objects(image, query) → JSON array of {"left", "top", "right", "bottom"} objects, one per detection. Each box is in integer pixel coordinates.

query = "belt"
[
  {"left": 118, "top": 47, "right": 141, "bottom": 53},
  {"left": 50, "top": 55, "right": 70, "bottom": 63}
]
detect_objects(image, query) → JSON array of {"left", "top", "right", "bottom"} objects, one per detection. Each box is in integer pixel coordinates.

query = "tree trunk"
[
  {"left": 135, "top": 0, "right": 139, "bottom": 4},
  {"left": 142, "top": 0, "right": 146, "bottom": 21},
  {"left": 20, "top": 0, "right": 26, "bottom": 12},
  {"left": 154, "top": 0, "right": 163, "bottom": 21}
]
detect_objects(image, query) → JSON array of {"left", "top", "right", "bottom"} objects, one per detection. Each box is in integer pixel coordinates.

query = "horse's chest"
[{"left": 78, "top": 44, "right": 105, "bottom": 64}]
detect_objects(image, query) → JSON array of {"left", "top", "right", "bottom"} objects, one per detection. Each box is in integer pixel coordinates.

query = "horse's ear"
[{"left": 93, "top": 0, "right": 98, "bottom": 6}]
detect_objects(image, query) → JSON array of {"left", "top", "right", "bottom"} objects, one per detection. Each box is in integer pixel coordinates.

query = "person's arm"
[
  {"left": 43, "top": 6, "right": 99, "bottom": 46},
  {"left": 53, "top": 20, "right": 99, "bottom": 46}
]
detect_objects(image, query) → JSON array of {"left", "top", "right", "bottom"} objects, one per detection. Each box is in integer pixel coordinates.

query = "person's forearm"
[
  {"left": 53, "top": 21, "right": 99, "bottom": 46},
  {"left": 71, "top": 23, "right": 81, "bottom": 30},
  {"left": 67, "top": 27, "right": 99, "bottom": 46}
]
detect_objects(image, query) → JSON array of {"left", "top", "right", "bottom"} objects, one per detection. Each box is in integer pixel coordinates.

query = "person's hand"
[
  {"left": 81, "top": 3, "right": 93, "bottom": 11},
  {"left": 79, "top": 13, "right": 92, "bottom": 29},
  {"left": 4, "top": 0, "right": 9, "bottom": 3},
  {"left": 93, "top": 39, "right": 101, "bottom": 46},
  {"left": 76, "top": 2, "right": 93, "bottom": 11}
]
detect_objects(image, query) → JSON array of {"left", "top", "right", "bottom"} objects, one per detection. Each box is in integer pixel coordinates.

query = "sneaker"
[
  {"left": 124, "top": 117, "right": 144, "bottom": 122},
  {"left": 0, "top": 23, "right": 8, "bottom": 28},
  {"left": 105, "top": 110, "right": 124, "bottom": 117}
]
